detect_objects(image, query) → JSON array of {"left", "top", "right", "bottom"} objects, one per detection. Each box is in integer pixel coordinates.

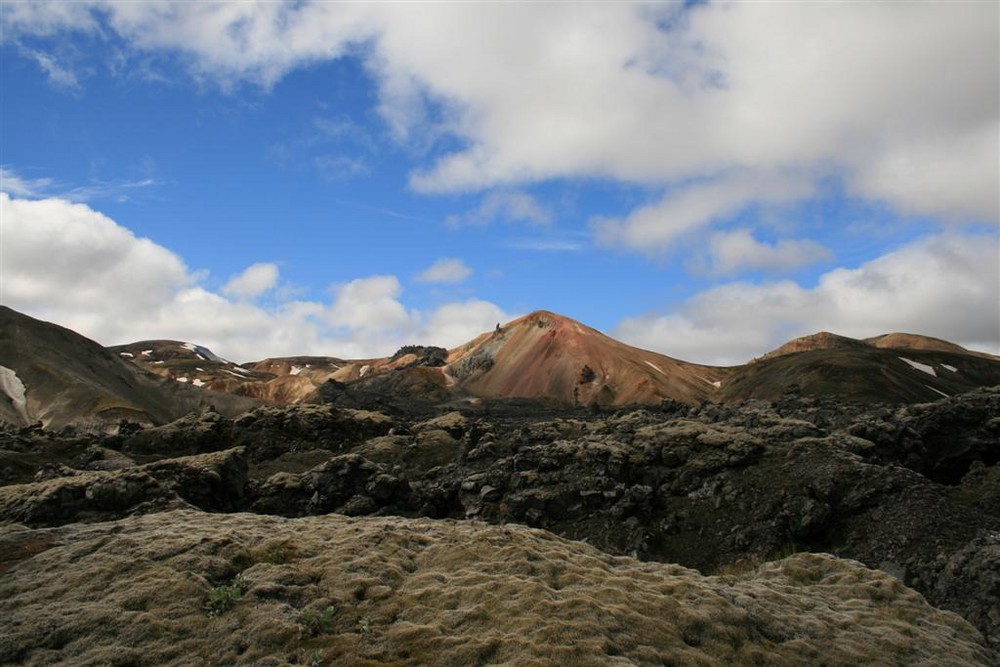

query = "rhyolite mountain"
[
  {"left": 0, "top": 307, "right": 257, "bottom": 430},
  {"left": 3, "top": 305, "right": 999, "bottom": 428},
  {"left": 116, "top": 309, "right": 999, "bottom": 412}
]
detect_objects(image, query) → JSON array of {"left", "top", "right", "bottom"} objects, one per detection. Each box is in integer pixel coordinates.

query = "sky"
[{"left": 1, "top": 0, "right": 997, "bottom": 365}]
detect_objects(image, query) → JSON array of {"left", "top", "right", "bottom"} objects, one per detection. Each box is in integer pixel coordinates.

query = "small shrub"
[
  {"left": 204, "top": 574, "right": 247, "bottom": 617},
  {"left": 299, "top": 605, "right": 338, "bottom": 636}
]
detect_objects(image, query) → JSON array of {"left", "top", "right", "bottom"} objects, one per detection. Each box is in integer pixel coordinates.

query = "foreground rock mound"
[{"left": 0, "top": 510, "right": 990, "bottom": 666}]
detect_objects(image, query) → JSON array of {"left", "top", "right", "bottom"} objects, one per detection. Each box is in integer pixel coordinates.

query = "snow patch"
[
  {"left": 925, "top": 385, "right": 950, "bottom": 398},
  {"left": 182, "top": 342, "right": 227, "bottom": 363},
  {"left": 225, "top": 369, "right": 249, "bottom": 379},
  {"left": 141, "top": 349, "right": 152, "bottom": 356},
  {"left": 694, "top": 374, "right": 723, "bottom": 389},
  {"left": 941, "top": 364, "right": 958, "bottom": 373},
  {"left": 177, "top": 377, "right": 189, "bottom": 383},
  {"left": 0, "top": 365, "right": 30, "bottom": 423},
  {"left": 290, "top": 366, "right": 303, "bottom": 376},
  {"left": 360, "top": 365, "right": 371, "bottom": 378},
  {"left": 119, "top": 352, "right": 134, "bottom": 358},
  {"left": 192, "top": 379, "right": 205, "bottom": 387},
  {"left": 899, "top": 357, "right": 936, "bottom": 376},
  {"left": 154, "top": 360, "right": 164, "bottom": 365},
  {"left": 196, "top": 368, "right": 204, "bottom": 372},
  {"left": 645, "top": 361, "right": 665, "bottom": 375}
]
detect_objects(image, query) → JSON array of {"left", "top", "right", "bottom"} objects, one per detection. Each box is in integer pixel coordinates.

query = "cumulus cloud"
[
  {"left": 445, "top": 191, "right": 551, "bottom": 228},
  {"left": 415, "top": 300, "right": 511, "bottom": 346},
  {"left": 222, "top": 262, "right": 279, "bottom": 300},
  {"left": 615, "top": 233, "right": 1000, "bottom": 365},
  {"left": 705, "top": 229, "right": 832, "bottom": 276},
  {"left": 6, "top": 2, "right": 996, "bottom": 229},
  {"left": 0, "top": 193, "right": 511, "bottom": 361},
  {"left": 415, "top": 258, "right": 473, "bottom": 285}
]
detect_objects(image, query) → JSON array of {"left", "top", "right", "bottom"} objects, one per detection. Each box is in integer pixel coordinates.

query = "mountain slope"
[
  {"left": 111, "top": 312, "right": 1000, "bottom": 409},
  {"left": 722, "top": 333, "right": 1000, "bottom": 403},
  {"left": 0, "top": 308, "right": 256, "bottom": 429},
  {"left": 447, "top": 311, "right": 728, "bottom": 406},
  {"left": 110, "top": 340, "right": 331, "bottom": 404}
]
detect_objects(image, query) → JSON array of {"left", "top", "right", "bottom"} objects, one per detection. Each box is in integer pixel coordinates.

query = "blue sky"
[{"left": 1, "top": 1, "right": 997, "bottom": 363}]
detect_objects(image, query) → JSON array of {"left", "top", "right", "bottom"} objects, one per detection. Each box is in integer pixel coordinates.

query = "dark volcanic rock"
[
  {"left": 0, "top": 448, "right": 250, "bottom": 525},
  {"left": 0, "top": 469, "right": 182, "bottom": 527},
  {"left": 3, "top": 385, "right": 999, "bottom": 654},
  {"left": 252, "top": 453, "right": 412, "bottom": 518}
]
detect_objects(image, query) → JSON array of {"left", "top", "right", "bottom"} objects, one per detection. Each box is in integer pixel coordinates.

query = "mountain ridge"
[{"left": 4, "top": 306, "right": 999, "bottom": 427}]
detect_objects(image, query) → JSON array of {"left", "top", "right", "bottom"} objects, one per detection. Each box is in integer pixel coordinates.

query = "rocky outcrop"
[
  {"left": 0, "top": 510, "right": 992, "bottom": 665},
  {"left": 0, "top": 448, "right": 248, "bottom": 526},
  {"left": 2, "top": 386, "right": 998, "bottom": 654}
]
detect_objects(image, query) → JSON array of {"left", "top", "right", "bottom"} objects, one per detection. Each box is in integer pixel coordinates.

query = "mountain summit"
[{"left": 446, "top": 311, "right": 726, "bottom": 406}]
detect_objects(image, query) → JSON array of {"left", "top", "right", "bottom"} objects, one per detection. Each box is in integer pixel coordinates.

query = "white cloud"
[
  {"left": 616, "top": 233, "right": 1000, "bottom": 365},
  {"left": 592, "top": 170, "right": 815, "bottom": 253},
  {"left": 18, "top": 46, "right": 82, "bottom": 90},
  {"left": 0, "top": 167, "right": 54, "bottom": 198},
  {"left": 222, "top": 262, "right": 279, "bottom": 300},
  {"left": 415, "top": 300, "right": 511, "bottom": 346},
  {"left": 1, "top": 166, "right": 156, "bottom": 203},
  {"left": 326, "top": 275, "right": 411, "bottom": 335},
  {"left": 705, "top": 229, "right": 832, "bottom": 276},
  {"left": 0, "top": 193, "right": 511, "bottom": 361},
  {"left": 446, "top": 191, "right": 551, "bottom": 227},
  {"left": 415, "top": 258, "right": 473, "bottom": 285},
  {"left": 6, "top": 2, "right": 996, "bottom": 228}
]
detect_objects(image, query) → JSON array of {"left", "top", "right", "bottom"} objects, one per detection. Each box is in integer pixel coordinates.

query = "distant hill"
[
  {"left": 0, "top": 307, "right": 257, "bottom": 430},
  {"left": 723, "top": 332, "right": 1000, "bottom": 403},
  {"left": 3, "top": 305, "right": 998, "bottom": 427},
  {"left": 104, "top": 312, "right": 1000, "bottom": 410}
]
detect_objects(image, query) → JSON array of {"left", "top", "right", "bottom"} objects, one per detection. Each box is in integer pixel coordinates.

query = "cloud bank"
[
  {"left": 7, "top": 2, "right": 996, "bottom": 228},
  {"left": 0, "top": 193, "right": 510, "bottom": 361},
  {"left": 616, "top": 233, "right": 1000, "bottom": 365}
]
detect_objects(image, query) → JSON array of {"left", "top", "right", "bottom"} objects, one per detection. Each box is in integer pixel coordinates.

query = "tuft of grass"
[
  {"left": 252, "top": 540, "right": 300, "bottom": 565},
  {"left": 204, "top": 574, "right": 247, "bottom": 617},
  {"left": 299, "top": 605, "right": 338, "bottom": 637},
  {"left": 714, "top": 542, "right": 800, "bottom": 583}
]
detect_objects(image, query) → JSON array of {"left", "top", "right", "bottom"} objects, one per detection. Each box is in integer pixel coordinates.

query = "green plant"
[
  {"left": 299, "top": 605, "right": 338, "bottom": 636},
  {"left": 204, "top": 574, "right": 247, "bottom": 617}
]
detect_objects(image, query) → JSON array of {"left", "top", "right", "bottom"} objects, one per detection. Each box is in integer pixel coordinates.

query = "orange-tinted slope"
[{"left": 447, "top": 311, "right": 728, "bottom": 406}]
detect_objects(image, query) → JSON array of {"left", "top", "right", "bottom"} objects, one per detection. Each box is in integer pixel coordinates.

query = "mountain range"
[{"left": 1, "top": 305, "right": 998, "bottom": 429}]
